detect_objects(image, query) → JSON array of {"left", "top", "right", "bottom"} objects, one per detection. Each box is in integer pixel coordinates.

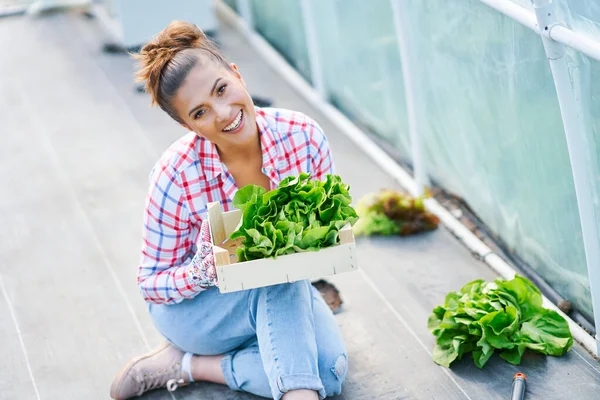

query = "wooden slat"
[
  {"left": 213, "top": 246, "right": 231, "bottom": 267},
  {"left": 339, "top": 224, "right": 354, "bottom": 245},
  {"left": 218, "top": 243, "right": 357, "bottom": 293},
  {"left": 207, "top": 202, "right": 227, "bottom": 245},
  {"left": 223, "top": 209, "right": 243, "bottom": 236}
]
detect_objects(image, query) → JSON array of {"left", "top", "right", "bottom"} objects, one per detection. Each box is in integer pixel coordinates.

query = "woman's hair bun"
[
  {"left": 133, "top": 21, "right": 208, "bottom": 105},
  {"left": 147, "top": 20, "right": 207, "bottom": 54}
]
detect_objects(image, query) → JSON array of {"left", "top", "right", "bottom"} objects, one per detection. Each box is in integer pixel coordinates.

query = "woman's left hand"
[{"left": 188, "top": 220, "right": 218, "bottom": 287}]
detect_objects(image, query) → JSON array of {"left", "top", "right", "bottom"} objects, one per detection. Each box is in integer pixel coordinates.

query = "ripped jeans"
[{"left": 148, "top": 280, "right": 348, "bottom": 399}]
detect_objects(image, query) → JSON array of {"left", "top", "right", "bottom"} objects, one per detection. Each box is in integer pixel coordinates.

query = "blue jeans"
[{"left": 148, "top": 280, "right": 347, "bottom": 399}]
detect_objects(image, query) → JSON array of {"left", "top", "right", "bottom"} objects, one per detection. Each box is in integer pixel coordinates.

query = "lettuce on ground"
[{"left": 428, "top": 275, "right": 573, "bottom": 368}]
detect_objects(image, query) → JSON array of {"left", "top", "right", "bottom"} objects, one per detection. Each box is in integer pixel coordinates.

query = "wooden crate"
[{"left": 207, "top": 202, "right": 358, "bottom": 293}]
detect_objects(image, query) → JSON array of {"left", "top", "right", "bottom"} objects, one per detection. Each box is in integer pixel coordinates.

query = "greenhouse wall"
[{"left": 229, "top": 0, "right": 600, "bottom": 323}]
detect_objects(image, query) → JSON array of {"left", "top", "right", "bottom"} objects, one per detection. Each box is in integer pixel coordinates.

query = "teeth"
[{"left": 223, "top": 110, "right": 242, "bottom": 132}]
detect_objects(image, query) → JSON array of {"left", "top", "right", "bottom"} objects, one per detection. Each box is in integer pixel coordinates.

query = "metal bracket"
[{"left": 533, "top": 1, "right": 565, "bottom": 60}]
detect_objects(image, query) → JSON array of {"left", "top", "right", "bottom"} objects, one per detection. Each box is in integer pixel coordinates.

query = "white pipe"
[
  {"left": 391, "top": 0, "right": 429, "bottom": 196},
  {"left": 480, "top": 0, "right": 600, "bottom": 62},
  {"left": 479, "top": 0, "right": 538, "bottom": 33},
  {"left": 216, "top": 0, "right": 599, "bottom": 358},
  {"left": 533, "top": 0, "right": 600, "bottom": 355},
  {"left": 550, "top": 25, "right": 600, "bottom": 62},
  {"left": 424, "top": 200, "right": 493, "bottom": 259},
  {"left": 300, "top": 0, "right": 327, "bottom": 99}
]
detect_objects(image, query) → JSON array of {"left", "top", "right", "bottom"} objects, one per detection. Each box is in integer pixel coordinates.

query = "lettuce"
[
  {"left": 428, "top": 275, "right": 573, "bottom": 368},
  {"left": 353, "top": 190, "right": 440, "bottom": 236},
  {"left": 230, "top": 173, "right": 358, "bottom": 262}
]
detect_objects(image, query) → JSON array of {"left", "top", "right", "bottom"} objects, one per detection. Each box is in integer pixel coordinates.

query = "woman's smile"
[{"left": 222, "top": 109, "right": 244, "bottom": 134}]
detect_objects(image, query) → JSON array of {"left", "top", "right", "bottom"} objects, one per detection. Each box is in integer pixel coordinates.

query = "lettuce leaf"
[
  {"left": 230, "top": 173, "right": 358, "bottom": 261},
  {"left": 428, "top": 275, "right": 572, "bottom": 368}
]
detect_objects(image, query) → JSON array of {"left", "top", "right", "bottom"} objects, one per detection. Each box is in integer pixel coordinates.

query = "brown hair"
[{"left": 133, "top": 21, "right": 231, "bottom": 123}]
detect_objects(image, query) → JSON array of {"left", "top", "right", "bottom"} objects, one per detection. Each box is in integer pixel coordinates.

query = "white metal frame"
[
  {"left": 479, "top": 0, "right": 600, "bottom": 356},
  {"left": 480, "top": 0, "right": 600, "bottom": 62},
  {"left": 217, "top": 0, "right": 600, "bottom": 356},
  {"left": 533, "top": 0, "right": 600, "bottom": 353}
]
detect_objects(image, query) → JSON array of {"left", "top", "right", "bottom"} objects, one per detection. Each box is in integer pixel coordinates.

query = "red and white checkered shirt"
[{"left": 138, "top": 108, "right": 335, "bottom": 304}]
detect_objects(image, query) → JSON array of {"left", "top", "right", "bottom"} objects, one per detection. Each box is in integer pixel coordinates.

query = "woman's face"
[{"left": 172, "top": 59, "right": 257, "bottom": 150}]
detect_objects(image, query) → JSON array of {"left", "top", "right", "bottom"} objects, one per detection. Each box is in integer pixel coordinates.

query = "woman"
[{"left": 109, "top": 21, "right": 347, "bottom": 400}]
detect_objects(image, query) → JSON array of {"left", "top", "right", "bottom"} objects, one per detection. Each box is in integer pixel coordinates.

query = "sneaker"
[{"left": 110, "top": 342, "right": 190, "bottom": 399}]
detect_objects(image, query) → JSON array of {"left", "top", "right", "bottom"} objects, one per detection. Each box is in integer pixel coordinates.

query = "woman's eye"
[
  {"left": 218, "top": 84, "right": 227, "bottom": 95},
  {"left": 194, "top": 109, "right": 205, "bottom": 119}
]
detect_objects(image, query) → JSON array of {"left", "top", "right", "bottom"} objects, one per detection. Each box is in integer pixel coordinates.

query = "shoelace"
[{"left": 135, "top": 369, "right": 185, "bottom": 395}]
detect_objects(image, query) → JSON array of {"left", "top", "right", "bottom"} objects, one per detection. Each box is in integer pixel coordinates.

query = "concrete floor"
[{"left": 1, "top": 8, "right": 599, "bottom": 400}]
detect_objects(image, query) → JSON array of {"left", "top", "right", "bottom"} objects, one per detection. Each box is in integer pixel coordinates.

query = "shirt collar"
[{"left": 196, "top": 108, "right": 284, "bottom": 182}]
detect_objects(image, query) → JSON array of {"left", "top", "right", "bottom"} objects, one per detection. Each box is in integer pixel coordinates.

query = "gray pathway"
[{"left": 0, "top": 9, "right": 599, "bottom": 400}]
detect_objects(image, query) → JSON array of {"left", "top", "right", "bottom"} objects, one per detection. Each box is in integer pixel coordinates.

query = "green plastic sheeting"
[{"left": 399, "top": 0, "right": 591, "bottom": 319}]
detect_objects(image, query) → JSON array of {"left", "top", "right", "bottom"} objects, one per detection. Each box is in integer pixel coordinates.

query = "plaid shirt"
[{"left": 138, "top": 108, "right": 335, "bottom": 304}]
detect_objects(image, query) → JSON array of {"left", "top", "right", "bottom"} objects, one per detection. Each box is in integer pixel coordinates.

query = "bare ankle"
[
  {"left": 281, "top": 389, "right": 319, "bottom": 400},
  {"left": 190, "top": 355, "right": 227, "bottom": 385}
]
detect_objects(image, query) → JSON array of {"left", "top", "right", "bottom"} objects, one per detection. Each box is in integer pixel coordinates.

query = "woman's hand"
[{"left": 188, "top": 220, "right": 218, "bottom": 287}]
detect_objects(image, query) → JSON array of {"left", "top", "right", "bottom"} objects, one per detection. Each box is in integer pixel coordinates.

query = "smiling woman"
[{"left": 109, "top": 21, "right": 347, "bottom": 400}]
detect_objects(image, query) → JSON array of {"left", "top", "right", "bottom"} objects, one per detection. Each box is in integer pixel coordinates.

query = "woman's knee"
[
  {"left": 268, "top": 280, "right": 312, "bottom": 294},
  {"left": 259, "top": 280, "right": 314, "bottom": 305},
  {"left": 320, "top": 352, "right": 348, "bottom": 396}
]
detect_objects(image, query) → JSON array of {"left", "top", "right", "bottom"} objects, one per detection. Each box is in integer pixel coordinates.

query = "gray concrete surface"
[{"left": 0, "top": 8, "right": 599, "bottom": 400}]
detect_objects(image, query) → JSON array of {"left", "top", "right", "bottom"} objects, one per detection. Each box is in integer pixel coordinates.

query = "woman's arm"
[{"left": 137, "top": 163, "right": 215, "bottom": 304}]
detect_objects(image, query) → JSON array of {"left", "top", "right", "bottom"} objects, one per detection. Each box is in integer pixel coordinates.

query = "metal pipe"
[
  {"left": 390, "top": 0, "right": 429, "bottom": 196},
  {"left": 300, "top": 0, "right": 326, "bottom": 99},
  {"left": 480, "top": 0, "right": 600, "bottom": 62},
  {"left": 479, "top": 0, "right": 538, "bottom": 33},
  {"left": 550, "top": 25, "right": 600, "bottom": 62},
  {"left": 533, "top": 0, "right": 600, "bottom": 354}
]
